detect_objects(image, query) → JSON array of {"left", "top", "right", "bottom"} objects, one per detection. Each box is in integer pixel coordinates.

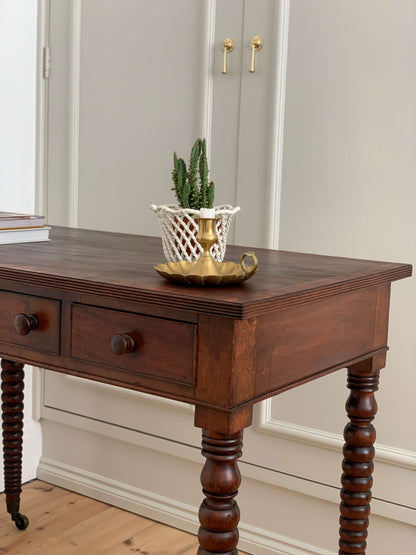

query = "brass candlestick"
[
  {"left": 154, "top": 217, "right": 258, "bottom": 286},
  {"left": 192, "top": 218, "right": 221, "bottom": 277}
]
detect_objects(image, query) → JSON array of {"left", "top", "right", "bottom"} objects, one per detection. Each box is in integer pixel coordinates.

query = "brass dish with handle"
[{"left": 154, "top": 216, "right": 258, "bottom": 286}]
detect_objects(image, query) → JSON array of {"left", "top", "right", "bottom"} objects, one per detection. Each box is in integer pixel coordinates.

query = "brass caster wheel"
[{"left": 12, "top": 512, "right": 29, "bottom": 530}]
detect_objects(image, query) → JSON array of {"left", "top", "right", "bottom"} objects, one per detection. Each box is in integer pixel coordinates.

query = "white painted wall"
[
  {"left": 0, "top": 1, "right": 41, "bottom": 489},
  {"left": 276, "top": 1, "right": 416, "bottom": 549},
  {"left": 279, "top": 0, "right": 416, "bottom": 445}
]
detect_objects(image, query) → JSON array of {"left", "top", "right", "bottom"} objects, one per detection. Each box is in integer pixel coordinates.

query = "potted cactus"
[
  {"left": 151, "top": 138, "right": 239, "bottom": 262},
  {"left": 171, "top": 138, "right": 215, "bottom": 211}
]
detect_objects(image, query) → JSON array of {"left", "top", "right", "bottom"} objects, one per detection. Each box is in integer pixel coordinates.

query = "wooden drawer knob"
[
  {"left": 14, "top": 313, "right": 39, "bottom": 336},
  {"left": 110, "top": 333, "right": 135, "bottom": 355}
]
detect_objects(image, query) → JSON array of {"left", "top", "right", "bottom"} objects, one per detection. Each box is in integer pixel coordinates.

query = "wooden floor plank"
[
  {"left": 106, "top": 521, "right": 199, "bottom": 555},
  {"left": 39, "top": 508, "right": 150, "bottom": 555},
  {"left": 0, "top": 481, "right": 250, "bottom": 554},
  {"left": 0, "top": 494, "right": 106, "bottom": 553},
  {"left": 14, "top": 482, "right": 68, "bottom": 507}
]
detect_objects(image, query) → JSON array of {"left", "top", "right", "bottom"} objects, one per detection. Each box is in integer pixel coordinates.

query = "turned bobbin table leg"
[
  {"left": 198, "top": 430, "right": 243, "bottom": 555},
  {"left": 339, "top": 362, "right": 380, "bottom": 555},
  {"left": 1, "top": 359, "right": 29, "bottom": 530}
]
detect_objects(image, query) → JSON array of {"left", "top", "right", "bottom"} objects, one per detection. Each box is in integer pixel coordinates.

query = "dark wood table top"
[{"left": 0, "top": 226, "right": 412, "bottom": 318}]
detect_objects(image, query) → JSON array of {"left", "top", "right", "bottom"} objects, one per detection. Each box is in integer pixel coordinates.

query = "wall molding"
[
  {"left": 68, "top": 0, "right": 81, "bottom": 227},
  {"left": 202, "top": 0, "right": 216, "bottom": 157},
  {"left": 257, "top": 399, "right": 416, "bottom": 471},
  {"left": 33, "top": 0, "right": 51, "bottom": 433},
  {"left": 60, "top": 373, "right": 194, "bottom": 415},
  {"left": 269, "top": 0, "right": 290, "bottom": 250},
  {"left": 37, "top": 456, "right": 336, "bottom": 555},
  {"left": 35, "top": 0, "right": 50, "bottom": 218},
  {"left": 41, "top": 407, "right": 416, "bottom": 525},
  {"left": 41, "top": 403, "right": 200, "bottom": 462},
  {"left": 32, "top": 367, "right": 43, "bottom": 422}
]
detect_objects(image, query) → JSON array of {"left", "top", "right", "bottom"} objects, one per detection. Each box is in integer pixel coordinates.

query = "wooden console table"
[{"left": 0, "top": 227, "right": 411, "bottom": 554}]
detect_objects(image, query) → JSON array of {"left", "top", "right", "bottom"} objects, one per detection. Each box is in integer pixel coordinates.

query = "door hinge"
[{"left": 43, "top": 46, "right": 51, "bottom": 79}]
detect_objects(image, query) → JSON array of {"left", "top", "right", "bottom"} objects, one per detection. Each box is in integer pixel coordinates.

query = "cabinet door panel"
[{"left": 47, "top": 0, "right": 243, "bottom": 234}]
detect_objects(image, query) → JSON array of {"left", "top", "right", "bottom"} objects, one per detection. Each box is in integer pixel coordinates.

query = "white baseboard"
[{"left": 37, "top": 456, "right": 335, "bottom": 555}]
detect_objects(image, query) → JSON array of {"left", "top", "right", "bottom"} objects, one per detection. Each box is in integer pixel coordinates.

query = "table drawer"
[
  {"left": 0, "top": 291, "right": 60, "bottom": 354},
  {"left": 70, "top": 304, "right": 196, "bottom": 385}
]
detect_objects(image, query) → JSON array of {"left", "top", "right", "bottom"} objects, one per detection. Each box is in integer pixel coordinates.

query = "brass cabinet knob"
[
  {"left": 14, "top": 313, "right": 39, "bottom": 336},
  {"left": 110, "top": 333, "right": 135, "bottom": 355}
]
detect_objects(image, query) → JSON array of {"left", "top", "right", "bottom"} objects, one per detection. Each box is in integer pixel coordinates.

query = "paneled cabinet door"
[{"left": 41, "top": 0, "right": 289, "bottom": 464}]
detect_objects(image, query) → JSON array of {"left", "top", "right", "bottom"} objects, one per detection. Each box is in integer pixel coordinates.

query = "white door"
[{"left": 44, "top": 0, "right": 285, "bottom": 244}]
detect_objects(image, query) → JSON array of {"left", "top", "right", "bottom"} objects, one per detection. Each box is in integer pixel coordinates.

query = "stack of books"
[{"left": 0, "top": 212, "right": 50, "bottom": 244}]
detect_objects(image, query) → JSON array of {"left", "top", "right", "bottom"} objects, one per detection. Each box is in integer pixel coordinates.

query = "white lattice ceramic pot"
[{"left": 150, "top": 204, "right": 240, "bottom": 262}]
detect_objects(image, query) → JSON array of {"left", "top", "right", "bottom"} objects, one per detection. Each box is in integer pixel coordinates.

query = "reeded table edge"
[{"left": 0, "top": 264, "right": 411, "bottom": 319}]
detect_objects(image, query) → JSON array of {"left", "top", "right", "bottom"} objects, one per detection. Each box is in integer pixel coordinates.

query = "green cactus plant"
[{"left": 171, "top": 138, "right": 215, "bottom": 210}]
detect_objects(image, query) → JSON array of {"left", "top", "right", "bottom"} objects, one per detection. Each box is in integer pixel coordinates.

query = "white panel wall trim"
[
  {"left": 41, "top": 405, "right": 416, "bottom": 527},
  {"left": 201, "top": 0, "right": 216, "bottom": 156},
  {"left": 234, "top": 0, "right": 291, "bottom": 248},
  {"left": 42, "top": 0, "right": 81, "bottom": 226},
  {"left": 41, "top": 405, "right": 200, "bottom": 462},
  {"left": 68, "top": 0, "right": 81, "bottom": 227},
  {"left": 42, "top": 371, "right": 200, "bottom": 446},
  {"left": 241, "top": 458, "right": 416, "bottom": 527},
  {"left": 268, "top": 0, "right": 290, "bottom": 250},
  {"left": 61, "top": 374, "right": 194, "bottom": 414},
  {"left": 32, "top": 368, "right": 43, "bottom": 421},
  {"left": 37, "top": 456, "right": 335, "bottom": 555},
  {"left": 257, "top": 399, "right": 416, "bottom": 471},
  {"left": 34, "top": 0, "right": 50, "bottom": 428},
  {"left": 35, "top": 0, "right": 50, "bottom": 218}
]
